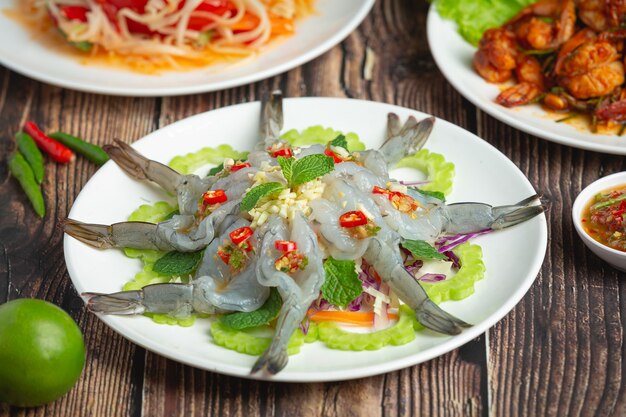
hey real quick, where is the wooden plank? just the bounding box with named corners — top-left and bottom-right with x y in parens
top-left (0, 75), bottom-right (152, 416)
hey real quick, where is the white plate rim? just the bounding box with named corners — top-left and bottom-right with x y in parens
top-left (0, 1), bottom-right (374, 96)
top-left (426, 5), bottom-right (626, 155)
top-left (64, 97), bottom-right (548, 382)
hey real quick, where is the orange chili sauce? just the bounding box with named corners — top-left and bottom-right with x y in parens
top-left (582, 185), bottom-right (626, 252)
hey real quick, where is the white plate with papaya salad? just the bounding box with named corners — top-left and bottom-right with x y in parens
top-left (63, 97), bottom-right (547, 381)
top-left (0, 1), bottom-right (373, 96)
top-left (427, 1), bottom-right (626, 155)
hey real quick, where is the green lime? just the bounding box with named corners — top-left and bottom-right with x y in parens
top-left (0, 299), bottom-right (85, 407)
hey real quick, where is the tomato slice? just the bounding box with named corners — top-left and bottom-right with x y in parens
top-left (230, 226), bottom-right (253, 245)
top-left (60, 5), bottom-right (89, 22)
top-left (230, 162), bottom-right (251, 172)
top-left (274, 240), bottom-right (297, 252)
top-left (203, 189), bottom-right (228, 205)
top-left (271, 148), bottom-right (293, 158)
top-left (339, 211), bottom-right (368, 228)
top-left (185, 0), bottom-right (238, 31)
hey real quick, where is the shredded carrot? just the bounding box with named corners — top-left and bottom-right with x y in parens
top-left (230, 12), bottom-right (260, 31)
top-left (269, 15), bottom-right (294, 36)
top-left (307, 310), bottom-right (399, 326)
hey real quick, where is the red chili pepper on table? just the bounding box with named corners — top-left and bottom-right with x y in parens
top-left (274, 240), bottom-right (297, 252)
top-left (23, 121), bottom-right (75, 164)
top-left (339, 211), bottom-right (368, 228)
top-left (230, 226), bottom-right (253, 245)
top-left (203, 189), bottom-right (228, 205)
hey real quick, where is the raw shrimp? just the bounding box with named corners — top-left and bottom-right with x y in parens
top-left (67, 91), bottom-right (544, 376)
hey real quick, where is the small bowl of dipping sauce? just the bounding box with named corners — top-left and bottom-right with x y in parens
top-left (573, 172), bottom-right (626, 271)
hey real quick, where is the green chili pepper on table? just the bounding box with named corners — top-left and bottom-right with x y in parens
top-left (8, 152), bottom-right (45, 218)
top-left (15, 132), bottom-right (44, 184)
top-left (48, 132), bottom-right (109, 166)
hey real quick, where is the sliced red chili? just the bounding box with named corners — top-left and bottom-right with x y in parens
top-left (274, 240), bottom-right (297, 252)
top-left (339, 211), bottom-right (368, 228)
top-left (230, 226), bottom-right (253, 245)
top-left (274, 251), bottom-right (308, 273)
top-left (217, 250), bottom-right (230, 265)
top-left (390, 192), bottom-right (420, 212)
top-left (203, 189), bottom-right (228, 205)
top-left (324, 148), bottom-right (343, 164)
top-left (230, 162), bottom-right (251, 172)
top-left (372, 186), bottom-right (392, 197)
top-left (271, 148), bottom-right (293, 158)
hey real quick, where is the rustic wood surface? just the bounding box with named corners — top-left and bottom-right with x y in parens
top-left (1, 1), bottom-right (626, 416)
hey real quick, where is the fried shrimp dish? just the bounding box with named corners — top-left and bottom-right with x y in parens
top-left (474, 0), bottom-right (626, 133)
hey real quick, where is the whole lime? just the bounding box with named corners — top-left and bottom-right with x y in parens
top-left (0, 299), bottom-right (85, 407)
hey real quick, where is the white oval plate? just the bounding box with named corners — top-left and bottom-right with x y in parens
top-left (427, 6), bottom-right (626, 155)
top-left (64, 97), bottom-right (548, 382)
top-left (0, 1), bottom-right (373, 96)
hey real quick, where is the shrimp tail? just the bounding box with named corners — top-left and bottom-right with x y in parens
top-left (63, 218), bottom-right (165, 250)
top-left (443, 194), bottom-right (544, 234)
top-left (84, 283), bottom-right (195, 318)
top-left (104, 139), bottom-right (181, 195)
top-left (259, 90), bottom-right (284, 148)
top-left (84, 291), bottom-right (146, 315)
top-left (250, 345), bottom-right (289, 376)
top-left (416, 298), bottom-right (471, 335)
top-left (379, 115), bottom-right (435, 167)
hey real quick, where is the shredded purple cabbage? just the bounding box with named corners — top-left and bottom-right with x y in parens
top-left (405, 260), bottom-right (424, 276)
top-left (399, 180), bottom-right (431, 186)
top-left (418, 273), bottom-right (446, 283)
top-left (436, 229), bottom-right (492, 253)
top-left (299, 319), bottom-right (310, 335)
top-left (443, 250), bottom-right (460, 269)
top-left (358, 261), bottom-right (380, 290)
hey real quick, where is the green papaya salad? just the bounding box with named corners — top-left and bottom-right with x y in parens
top-left (122, 126), bottom-right (486, 354)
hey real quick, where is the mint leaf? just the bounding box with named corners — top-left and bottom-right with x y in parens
top-left (321, 257), bottom-right (362, 308)
top-left (329, 134), bottom-right (348, 150)
top-left (291, 154), bottom-right (334, 186)
top-left (277, 156), bottom-right (294, 183)
top-left (208, 163), bottom-right (224, 176)
top-left (413, 188), bottom-right (446, 202)
top-left (153, 250), bottom-right (203, 276)
top-left (401, 240), bottom-right (447, 261)
top-left (240, 182), bottom-right (285, 212)
top-left (220, 288), bottom-right (282, 330)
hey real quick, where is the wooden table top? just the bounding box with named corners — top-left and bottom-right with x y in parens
top-left (2, 1), bottom-right (626, 416)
